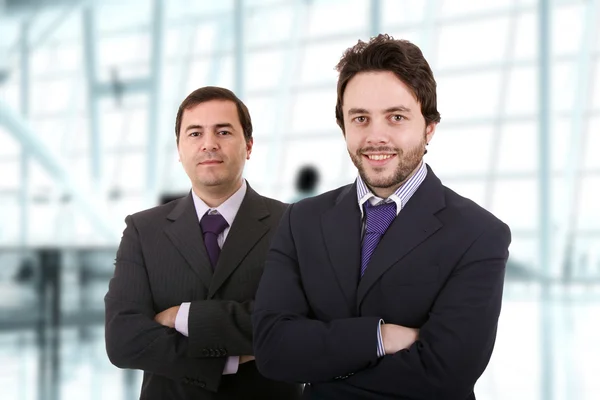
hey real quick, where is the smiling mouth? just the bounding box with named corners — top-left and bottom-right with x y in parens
top-left (363, 154), bottom-right (396, 161)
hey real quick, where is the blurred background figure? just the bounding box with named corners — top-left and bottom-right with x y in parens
top-left (0, 0), bottom-right (599, 399)
top-left (291, 164), bottom-right (320, 202)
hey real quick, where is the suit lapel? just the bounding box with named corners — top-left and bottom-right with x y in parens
top-left (321, 184), bottom-right (362, 315)
top-left (164, 193), bottom-right (213, 287)
top-left (208, 185), bottom-right (270, 298)
top-left (356, 167), bottom-right (446, 308)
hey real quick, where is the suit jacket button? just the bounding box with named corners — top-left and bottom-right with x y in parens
top-left (199, 381), bottom-right (206, 388)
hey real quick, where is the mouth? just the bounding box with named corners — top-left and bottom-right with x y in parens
top-left (198, 160), bottom-right (223, 165)
top-left (362, 153), bottom-right (396, 165)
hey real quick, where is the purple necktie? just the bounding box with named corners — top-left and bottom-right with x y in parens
top-left (200, 212), bottom-right (229, 269)
top-left (361, 201), bottom-right (397, 277)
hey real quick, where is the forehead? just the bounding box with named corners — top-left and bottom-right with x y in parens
top-left (343, 71), bottom-right (419, 112)
top-left (182, 99), bottom-right (241, 125)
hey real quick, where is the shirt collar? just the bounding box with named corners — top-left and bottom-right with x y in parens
top-left (191, 179), bottom-right (247, 226)
top-left (356, 161), bottom-right (427, 218)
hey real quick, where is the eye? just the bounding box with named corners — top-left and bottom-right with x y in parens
top-left (189, 132), bottom-right (200, 137)
top-left (353, 116), bottom-right (368, 124)
top-left (217, 130), bottom-right (231, 136)
top-left (391, 115), bottom-right (405, 122)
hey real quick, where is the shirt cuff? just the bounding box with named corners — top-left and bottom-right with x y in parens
top-left (376, 319), bottom-right (385, 358)
top-left (223, 356), bottom-right (240, 375)
top-left (175, 302), bottom-right (191, 337)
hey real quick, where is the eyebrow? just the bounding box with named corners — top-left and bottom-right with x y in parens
top-left (185, 124), bottom-right (203, 131)
top-left (185, 122), bottom-right (235, 131)
top-left (214, 123), bottom-right (235, 130)
top-left (347, 106), bottom-right (412, 115)
top-left (384, 106), bottom-right (411, 113)
top-left (347, 108), bottom-right (369, 116)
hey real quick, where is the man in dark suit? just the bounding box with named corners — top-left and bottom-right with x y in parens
top-left (252, 34), bottom-right (511, 399)
top-left (105, 86), bottom-right (302, 399)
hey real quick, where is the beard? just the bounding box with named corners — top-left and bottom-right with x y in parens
top-left (349, 135), bottom-right (426, 191)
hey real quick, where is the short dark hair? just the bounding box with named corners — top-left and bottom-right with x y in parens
top-left (175, 86), bottom-right (253, 144)
top-left (335, 34), bottom-right (441, 132)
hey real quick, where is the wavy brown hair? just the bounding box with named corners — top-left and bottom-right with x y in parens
top-left (335, 34), bottom-right (441, 132)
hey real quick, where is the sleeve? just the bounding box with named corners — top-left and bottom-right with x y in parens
top-left (252, 204), bottom-right (383, 383)
top-left (185, 298), bottom-right (255, 357)
top-left (343, 222), bottom-right (512, 399)
top-left (104, 215), bottom-right (227, 392)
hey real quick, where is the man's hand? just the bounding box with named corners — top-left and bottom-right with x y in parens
top-left (154, 305), bottom-right (180, 328)
top-left (381, 324), bottom-right (419, 355)
top-left (240, 355), bottom-right (255, 364)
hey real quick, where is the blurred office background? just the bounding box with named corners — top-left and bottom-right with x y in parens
top-left (0, 0), bottom-right (599, 399)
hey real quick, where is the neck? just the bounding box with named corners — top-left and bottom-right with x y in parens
top-left (193, 178), bottom-right (243, 208)
top-left (371, 187), bottom-right (396, 200)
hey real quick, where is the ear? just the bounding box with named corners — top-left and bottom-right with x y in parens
top-left (246, 138), bottom-right (254, 160)
top-left (425, 122), bottom-right (437, 144)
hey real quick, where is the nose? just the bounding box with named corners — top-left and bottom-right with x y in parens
top-left (365, 120), bottom-right (391, 145)
top-left (201, 134), bottom-right (218, 152)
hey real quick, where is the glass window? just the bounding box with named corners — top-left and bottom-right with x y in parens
top-left (299, 40), bottom-right (349, 86)
top-left (245, 49), bottom-right (286, 92)
top-left (381, 0), bottom-right (427, 26)
top-left (290, 90), bottom-right (338, 133)
top-left (280, 136), bottom-right (347, 188)
top-left (303, 0), bottom-right (368, 39)
top-left (245, 5), bottom-right (295, 47)
top-left (496, 121), bottom-right (538, 173)
top-left (244, 95), bottom-right (279, 137)
top-left (440, 0), bottom-right (517, 18)
top-left (96, 0), bottom-right (152, 34)
top-left (577, 176), bottom-right (600, 230)
top-left (427, 124), bottom-right (495, 176)
top-left (583, 117), bottom-right (600, 169)
top-left (0, 129), bottom-right (22, 156)
top-left (552, 3), bottom-right (586, 57)
top-left (437, 17), bottom-right (511, 69)
top-left (437, 71), bottom-right (501, 120)
top-left (514, 11), bottom-right (537, 60)
top-left (506, 66), bottom-right (538, 117)
top-left (490, 178), bottom-right (538, 230)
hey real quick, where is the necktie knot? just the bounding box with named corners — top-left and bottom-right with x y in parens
top-left (200, 213), bottom-right (228, 236)
top-left (364, 201), bottom-right (397, 235)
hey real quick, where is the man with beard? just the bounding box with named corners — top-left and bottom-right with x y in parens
top-left (252, 35), bottom-right (511, 399)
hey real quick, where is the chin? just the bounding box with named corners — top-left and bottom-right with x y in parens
top-left (365, 171), bottom-right (395, 185)
top-left (197, 177), bottom-right (225, 187)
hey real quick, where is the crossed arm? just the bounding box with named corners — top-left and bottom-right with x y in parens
top-left (105, 215), bottom-right (254, 392)
top-left (252, 205), bottom-right (511, 399)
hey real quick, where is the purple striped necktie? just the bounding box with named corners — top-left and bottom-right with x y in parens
top-left (360, 201), bottom-right (397, 277)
